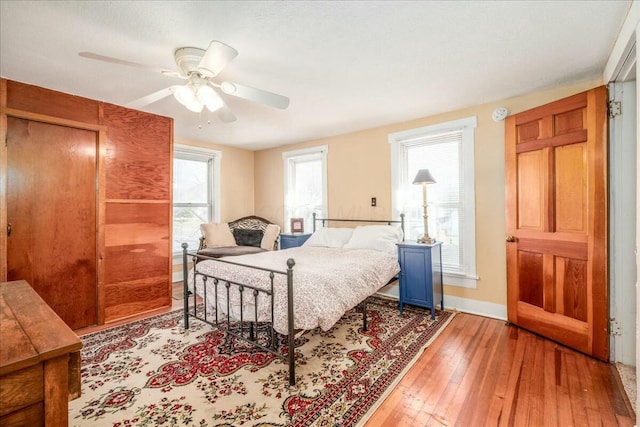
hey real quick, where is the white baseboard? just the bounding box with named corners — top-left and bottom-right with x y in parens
top-left (443, 295), bottom-right (507, 321)
top-left (376, 281), bottom-right (400, 298)
top-left (375, 282), bottom-right (507, 321)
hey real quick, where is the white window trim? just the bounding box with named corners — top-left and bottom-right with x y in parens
top-left (389, 117), bottom-right (478, 288)
top-left (173, 144), bottom-right (222, 259)
top-left (282, 145), bottom-right (328, 233)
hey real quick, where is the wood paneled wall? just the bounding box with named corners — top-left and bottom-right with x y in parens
top-left (0, 79), bottom-right (173, 326)
top-left (101, 104), bottom-right (173, 321)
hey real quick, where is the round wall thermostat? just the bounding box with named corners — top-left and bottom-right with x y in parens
top-left (492, 107), bottom-right (509, 122)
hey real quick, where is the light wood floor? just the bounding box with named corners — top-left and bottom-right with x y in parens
top-left (78, 284), bottom-right (635, 426)
top-left (365, 312), bottom-right (635, 427)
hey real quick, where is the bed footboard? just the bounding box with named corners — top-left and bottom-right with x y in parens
top-left (181, 243), bottom-right (297, 386)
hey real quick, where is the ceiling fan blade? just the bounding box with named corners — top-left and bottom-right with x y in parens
top-left (126, 86), bottom-right (179, 109)
top-left (79, 52), bottom-right (184, 78)
top-left (219, 81), bottom-right (290, 109)
top-left (217, 104), bottom-right (237, 123)
top-left (197, 41), bottom-right (238, 78)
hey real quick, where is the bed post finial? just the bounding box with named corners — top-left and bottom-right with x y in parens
top-left (287, 258), bottom-right (296, 269)
top-left (400, 213), bottom-right (405, 242)
top-left (313, 212), bottom-right (317, 232)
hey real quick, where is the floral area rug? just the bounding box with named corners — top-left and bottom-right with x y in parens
top-left (69, 296), bottom-right (454, 426)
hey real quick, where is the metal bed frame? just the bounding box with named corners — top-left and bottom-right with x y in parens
top-left (182, 214), bottom-right (404, 386)
top-left (312, 212), bottom-right (404, 232)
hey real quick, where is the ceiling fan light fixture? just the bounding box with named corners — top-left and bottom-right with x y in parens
top-left (198, 67), bottom-right (215, 79)
top-left (174, 84), bottom-right (197, 107)
top-left (196, 84), bottom-right (224, 112)
top-left (93, 40), bottom-right (289, 116)
top-left (184, 99), bottom-right (204, 113)
top-left (174, 83), bottom-right (208, 112)
top-left (185, 100), bottom-right (204, 113)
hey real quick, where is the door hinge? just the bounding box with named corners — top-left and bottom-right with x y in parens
top-left (608, 100), bottom-right (622, 118)
top-left (609, 319), bottom-right (622, 336)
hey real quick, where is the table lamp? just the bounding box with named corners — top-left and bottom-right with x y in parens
top-left (412, 169), bottom-right (436, 243)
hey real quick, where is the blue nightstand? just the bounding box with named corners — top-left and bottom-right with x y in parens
top-left (397, 242), bottom-right (443, 319)
top-left (280, 233), bottom-right (312, 249)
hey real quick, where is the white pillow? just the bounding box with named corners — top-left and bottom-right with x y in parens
top-left (302, 227), bottom-right (354, 248)
top-left (342, 225), bottom-right (403, 256)
top-left (200, 223), bottom-right (237, 248)
top-left (261, 224), bottom-right (281, 250)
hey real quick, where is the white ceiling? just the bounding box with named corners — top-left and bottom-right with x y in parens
top-left (0, 1), bottom-right (631, 150)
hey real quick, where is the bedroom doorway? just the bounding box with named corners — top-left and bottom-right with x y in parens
top-left (609, 80), bottom-right (637, 367)
top-left (505, 86), bottom-right (609, 361)
top-left (6, 117), bottom-right (98, 330)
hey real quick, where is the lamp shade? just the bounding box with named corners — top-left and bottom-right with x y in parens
top-left (412, 169), bottom-right (436, 185)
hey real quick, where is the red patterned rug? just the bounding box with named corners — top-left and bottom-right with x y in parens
top-left (69, 296), bottom-right (454, 426)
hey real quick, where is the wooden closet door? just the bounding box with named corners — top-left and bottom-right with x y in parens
top-left (505, 87), bottom-right (608, 361)
top-left (7, 117), bottom-right (97, 330)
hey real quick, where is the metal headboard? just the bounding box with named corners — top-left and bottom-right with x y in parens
top-left (312, 212), bottom-right (405, 241)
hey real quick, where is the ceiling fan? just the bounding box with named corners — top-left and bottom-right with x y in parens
top-left (79, 41), bottom-right (290, 123)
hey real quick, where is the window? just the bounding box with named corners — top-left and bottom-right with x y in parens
top-left (283, 146), bottom-right (328, 233)
top-left (173, 144), bottom-right (221, 255)
top-left (389, 117), bottom-right (477, 287)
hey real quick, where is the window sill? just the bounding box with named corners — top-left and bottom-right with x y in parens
top-left (443, 272), bottom-right (478, 289)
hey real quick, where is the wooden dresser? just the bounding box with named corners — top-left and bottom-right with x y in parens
top-left (0, 280), bottom-right (82, 426)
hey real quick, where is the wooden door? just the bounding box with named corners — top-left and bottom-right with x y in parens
top-left (7, 117), bottom-right (97, 330)
top-left (505, 86), bottom-right (608, 361)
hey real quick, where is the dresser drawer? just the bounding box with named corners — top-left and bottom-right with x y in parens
top-left (0, 364), bottom-right (44, 416)
top-left (0, 402), bottom-right (44, 427)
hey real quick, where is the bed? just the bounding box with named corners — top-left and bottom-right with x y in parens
top-left (182, 216), bottom-right (404, 385)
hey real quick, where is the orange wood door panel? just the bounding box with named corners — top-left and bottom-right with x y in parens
top-left (100, 103), bottom-right (173, 323)
top-left (103, 202), bottom-right (171, 322)
top-left (102, 104), bottom-right (172, 201)
top-left (6, 80), bottom-right (100, 125)
top-left (505, 87), bottom-right (608, 361)
top-left (6, 117), bottom-right (97, 330)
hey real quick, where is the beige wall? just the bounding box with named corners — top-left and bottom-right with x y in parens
top-left (254, 79), bottom-right (603, 307)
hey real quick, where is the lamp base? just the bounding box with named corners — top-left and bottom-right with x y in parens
top-left (417, 235), bottom-right (435, 244)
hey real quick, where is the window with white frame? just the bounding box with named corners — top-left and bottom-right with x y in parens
top-left (173, 144), bottom-right (221, 255)
top-left (283, 146), bottom-right (328, 233)
top-left (389, 117), bottom-right (478, 287)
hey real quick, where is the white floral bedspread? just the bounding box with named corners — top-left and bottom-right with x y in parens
top-left (188, 246), bottom-right (400, 335)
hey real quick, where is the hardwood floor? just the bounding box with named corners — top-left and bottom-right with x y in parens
top-left (77, 283), bottom-right (635, 426)
top-left (365, 312), bottom-right (635, 427)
